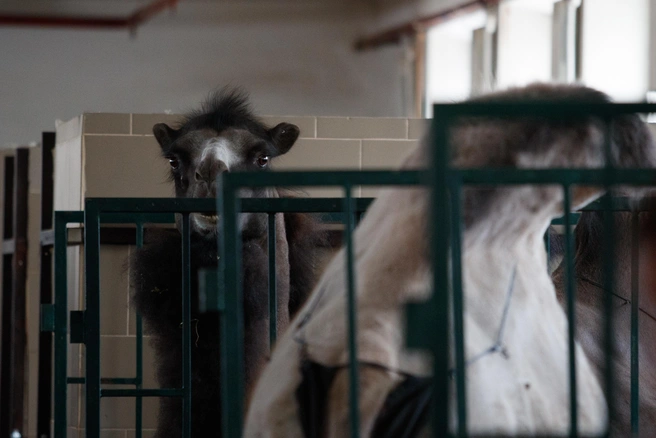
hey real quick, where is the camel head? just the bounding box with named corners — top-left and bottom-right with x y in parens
top-left (152, 88), bottom-right (300, 237)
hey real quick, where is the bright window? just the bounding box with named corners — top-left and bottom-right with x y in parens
top-left (424, 10), bottom-right (486, 117)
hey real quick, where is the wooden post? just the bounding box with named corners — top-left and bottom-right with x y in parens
top-left (10, 148), bottom-right (30, 436)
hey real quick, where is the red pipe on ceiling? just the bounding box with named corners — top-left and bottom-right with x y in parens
top-left (0, 0), bottom-right (180, 29)
top-left (355, 0), bottom-right (500, 51)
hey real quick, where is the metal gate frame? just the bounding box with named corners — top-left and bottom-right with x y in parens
top-left (213, 102), bottom-right (656, 437)
top-left (48, 197), bottom-right (374, 438)
top-left (48, 100), bottom-right (656, 437)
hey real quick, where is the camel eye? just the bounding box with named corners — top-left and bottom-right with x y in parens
top-left (256, 155), bottom-right (269, 168)
top-left (168, 157), bottom-right (180, 170)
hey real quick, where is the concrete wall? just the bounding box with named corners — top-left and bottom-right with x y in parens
top-left (0, 1), bottom-right (408, 149)
top-left (55, 112), bottom-right (427, 437)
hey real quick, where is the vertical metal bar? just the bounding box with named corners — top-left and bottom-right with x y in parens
top-left (344, 184), bottom-right (360, 438)
top-left (53, 212), bottom-right (70, 438)
top-left (84, 200), bottom-right (102, 438)
top-left (135, 221), bottom-right (144, 438)
top-left (602, 119), bottom-right (616, 434)
top-left (449, 182), bottom-right (467, 436)
top-left (630, 212), bottom-right (640, 437)
top-left (268, 213), bottom-right (277, 348)
top-left (563, 184), bottom-right (578, 436)
top-left (430, 108), bottom-right (451, 437)
top-left (181, 214), bottom-right (192, 438)
top-left (219, 176), bottom-right (244, 438)
top-left (37, 132), bottom-right (55, 438)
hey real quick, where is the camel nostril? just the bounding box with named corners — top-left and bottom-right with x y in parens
top-left (195, 171), bottom-right (203, 181)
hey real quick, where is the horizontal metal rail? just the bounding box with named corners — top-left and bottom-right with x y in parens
top-left (431, 101), bottom-right (656, 118)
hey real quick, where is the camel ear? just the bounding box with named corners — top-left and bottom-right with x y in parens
top-left (269, 123), bottom-right (300, 156)
top-left (153, 123), bottom-right (179, 152)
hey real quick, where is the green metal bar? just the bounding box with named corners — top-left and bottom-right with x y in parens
top-left (456, 168), bottom-right (656, 185)
top-left (631, 212), bottom-right (640, 437)
top-left (88, 197), bottom-right (377, 214)
top-left (431, 101), bottom-right (656, 118)
top-left (214, 170), bottom-right (427, 189)
top-left (563, 185), bottom-right (578, 436)
top-left (135, 221), bottom-right (144, 438)
top-left (218, 176), bottom-right (245, 438)
top-left (198, 269), bottom-right (222, 313)
top-left (181, 213), bottom-right (192, 438)
top-left (84, 200), bottom-right (102, 437)
top-left (101, 388), bottom-right (184, 397)
top-left (100, 212), bottom-right (175, 224)
top-left (88, 193), bottom-right (649, 216)
top-left (268, 213), bottom-right (277, 348)
top-left (344, 184), bottom-right (360, 438)
top-left (68, 377), bottom-right (139, 385)
top-left (449, 181), bottom-right (467, 436)
top-left (602, 123), bottom-right (616, 436)
top-left (40, 304), bottom-right (55, 332)
top-left (53, 211), bottom-right (82, 438)
top-left (430, 110), bottom-right (452, 437)
top-left (88, 197), bottom-right (215, 213)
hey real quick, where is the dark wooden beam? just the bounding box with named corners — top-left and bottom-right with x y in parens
top-left (0, 0), bottom-right (179, 30)
top-left (9, 147), bottom-right (29, 436)
top-left (354, 0), bottom-right (500, 51)
top-left (0, 154), bottom-right (15, 438)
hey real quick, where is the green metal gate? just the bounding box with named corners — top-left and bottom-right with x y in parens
top-left (46, 196), bottom-right (375, 438)
top-left (46, 100), bottom-right (656, 437)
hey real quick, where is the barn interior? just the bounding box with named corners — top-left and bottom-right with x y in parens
top-left (2, 0), bottom-right (656, 437)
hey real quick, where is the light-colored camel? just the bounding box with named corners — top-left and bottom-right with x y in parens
top-left (245, 84), bottom-right (656, 437)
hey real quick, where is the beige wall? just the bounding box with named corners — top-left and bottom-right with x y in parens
top-left (54, 112), bottom-right (427, 436)
top-left (54, 113), bottom-right (428, 209)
